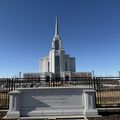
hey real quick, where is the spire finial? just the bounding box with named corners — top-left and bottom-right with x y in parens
top-left (55, 16), bottom-right (59, 35)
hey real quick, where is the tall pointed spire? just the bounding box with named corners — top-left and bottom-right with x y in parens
top-left (52, 16), bottom-right (63, 49)
top-left (55, 16), bottom-right (59, 35)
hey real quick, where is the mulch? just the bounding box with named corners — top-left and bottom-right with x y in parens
top-left (0, 111), bottom-right (120, 120)
top-left (0, 111), bottom-right (7, 119)
top-left (88, 114), bottom-right (120, 120)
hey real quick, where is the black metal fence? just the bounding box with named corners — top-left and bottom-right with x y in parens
top-left (0, 77), bottom-right (120, 110)
top-left (95, 77), bottom-right (120, 108)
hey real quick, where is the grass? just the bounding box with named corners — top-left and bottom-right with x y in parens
top-left (0, 91), bottom-right (9, 110)
top-left (96, 90), bottom-right (120, 105)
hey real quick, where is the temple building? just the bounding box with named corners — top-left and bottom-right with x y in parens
top-left (23, 17), bottom-right (92, 78)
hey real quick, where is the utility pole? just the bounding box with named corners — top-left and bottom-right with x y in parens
top-left (118, 71), bottom-right (120, 78)
top-left (19, 72), bottom-right (22, 78)
top-left (92, 70), bottom-right (94, 78)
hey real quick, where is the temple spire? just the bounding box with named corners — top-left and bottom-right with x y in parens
top-left (52, 16), bottom-right (63, 49)
top-left (55, 16), bottom-right (59, 36)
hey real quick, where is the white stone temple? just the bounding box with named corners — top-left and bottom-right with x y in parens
top-left (23, 17), bottom-right (92, 78)
top-left (40, 16), bottom-right (75, 77)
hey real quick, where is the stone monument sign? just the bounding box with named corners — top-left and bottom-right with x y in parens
top-left (6, 87), bottom-right (98, 119)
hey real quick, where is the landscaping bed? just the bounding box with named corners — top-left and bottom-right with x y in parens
top-left (0, 110), bottom-right (120, 120)
top-left (88, 114), bottom-right (120, 120)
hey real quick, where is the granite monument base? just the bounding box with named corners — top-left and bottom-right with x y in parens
top-left (5, 87), bottom-right (98, 119)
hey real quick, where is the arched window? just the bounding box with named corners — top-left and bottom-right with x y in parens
top-left (65, 61), bottom-right (67, 71)
top-left (46, 76), bottom-right (50, 83)
top-left (48, 62), bottom-right (49, 72)
top-left (55, 56), bottom-right (60, 73)
top-left (55, 40), bottom-right (59, 50)
top-left (65, 75), bottom-right (69, 83)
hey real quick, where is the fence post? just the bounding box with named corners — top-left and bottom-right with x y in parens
top-left (93, 77), bottom-right (96, 90)
top-left (93, 77), bottom-right (97, 108)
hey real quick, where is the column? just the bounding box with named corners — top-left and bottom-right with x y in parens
top-left (83, 89), bottom-right (98, 116)
top-left (6, 90), bottom-right (21, 119)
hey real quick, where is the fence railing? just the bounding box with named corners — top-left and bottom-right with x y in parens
top-left (95, 77), bottom-right (120, 108)
top-left (0, 77), bottom-right (120, 109)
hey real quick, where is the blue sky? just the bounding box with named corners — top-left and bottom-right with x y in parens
top-left (0, 0), bottom-right (120, 77)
